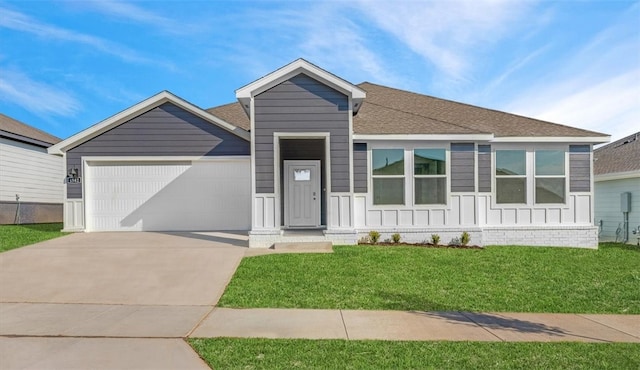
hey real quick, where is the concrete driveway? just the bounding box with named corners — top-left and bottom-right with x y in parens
top-left (0, 231), bottom-right (248, 369)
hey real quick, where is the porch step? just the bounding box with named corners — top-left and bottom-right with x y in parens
top-left (271, 242), bottom-right (333, 253)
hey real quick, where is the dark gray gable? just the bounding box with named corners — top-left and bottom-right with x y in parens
top-left (253, 73), bottom-right (350, 193)
top-left (66, 102), bottom-right (249, 199)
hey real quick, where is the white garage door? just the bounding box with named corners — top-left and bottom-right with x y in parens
top-left (85, 159), bottom-right (250, 231)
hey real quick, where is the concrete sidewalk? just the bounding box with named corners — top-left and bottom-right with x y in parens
top-left (191, 308), bottom-right (640, 343)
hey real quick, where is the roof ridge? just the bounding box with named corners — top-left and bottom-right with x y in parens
top-left (363, 100), bottom-right (489, 134)
top-left (358, 82), bottom-right (606, 137)
top-left (595, 131), bottom-right (639, 153)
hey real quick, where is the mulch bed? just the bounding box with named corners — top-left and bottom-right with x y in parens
top-left (357, 242), bottom-right (483, 249)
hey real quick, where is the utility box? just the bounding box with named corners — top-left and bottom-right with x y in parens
top-left (621, 192), bottom-right (632, 212)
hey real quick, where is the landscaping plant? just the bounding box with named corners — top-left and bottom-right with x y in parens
top-left (368, 230), bottom-right (381, 244)
top-left (431, 234), bottom-right (441, 245)
top-left (391, 233), bottom-right (401, 244)
top-left (461, 231), bottom-right (471, 246)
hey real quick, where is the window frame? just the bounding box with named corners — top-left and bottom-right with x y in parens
top-left (491, 144), bottom-right (571, 209)
top-left (494, 149), bottom-right (528, 205)
top-left (371, 148), bottom-right (406, 206)
top-left (413, 148), bottom-right (448, 206)
top-left (534, 149), bottom-right (568, 205)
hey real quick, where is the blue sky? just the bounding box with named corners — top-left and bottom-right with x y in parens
top-left (1, 1), bottom-right (638, 143)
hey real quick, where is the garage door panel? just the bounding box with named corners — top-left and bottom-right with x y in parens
top-left (85, 160), bottom-right (250, 231)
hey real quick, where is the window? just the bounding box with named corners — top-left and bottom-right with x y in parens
top-left (414, 149), bottom-right (446, 204)
top-left (495, 150), bottom-right (526, 203)
top-left (535, 150), bottom-right (565, 203)
top-left (372, 149), bottom-right (404, 205)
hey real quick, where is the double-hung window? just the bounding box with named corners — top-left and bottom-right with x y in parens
top-left (414, 149), bottom-right (446, 204)
top-left (495, 150), bottom-right (526, 204)
top-left (372, 149), bottom-right (404, 205)
top-left (535, 150), bottom-right (565, 204)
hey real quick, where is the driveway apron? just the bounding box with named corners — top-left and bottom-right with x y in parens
top-left (0, 231), bottom-right (247, 369)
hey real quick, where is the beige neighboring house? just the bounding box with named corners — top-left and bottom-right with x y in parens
top-left (594, 132), bottom-right (640, 244)
top-left (0, 113), bottom-right (64, 224)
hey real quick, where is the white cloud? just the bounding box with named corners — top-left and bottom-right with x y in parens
top-left (0, 6), bottom-right (175, 70)
top-left (79, 1), bottom-right (202, 35)
top-left (0, 68), bottom-right (81, 117)
top-left (505, 4), bottom-right (640, 143)
top-left (357, 0), bottom-right (534, 82)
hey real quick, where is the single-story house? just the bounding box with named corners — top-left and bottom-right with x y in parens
top-left (593, 132), bottom-right (640, 244)
top-left (1, 113), bottom-right (64, 224)
top-left (48, 59), bottom-right (609, 248)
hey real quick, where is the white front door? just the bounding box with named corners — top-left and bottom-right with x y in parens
top-left (284, 160), bottom-right (320, 227)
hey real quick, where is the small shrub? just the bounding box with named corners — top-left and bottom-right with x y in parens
top-left (391, 233), bottom-right (401, 243)
top-left (368, 230), bottom-right (381, 244)
top-left (431, 234), bottom-right (441, 245)
top-left (461, 231), bottom-right (471, 246)
top-left (449, 237), bottom-right (461, 246)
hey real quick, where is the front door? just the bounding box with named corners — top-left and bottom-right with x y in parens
top-left (284, 160), bottom-right (320, 227)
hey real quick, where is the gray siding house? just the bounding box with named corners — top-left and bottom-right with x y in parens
top-left (49, 59), bottom-right (609, 247)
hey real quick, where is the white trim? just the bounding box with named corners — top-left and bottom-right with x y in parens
top-left (354, 134), bottom-right (494, 141)
top-left (354, 134), bottom-right (609, 143)
top-left (595, 170), bottom-right (640, 182)
top-left (273, 132), bottom-right (331, 228)
top-left (235, 59), bottom-right (365, 118)
top-left (48, 91), bottom-right (250, 155)
top-left (491, 136), bottom-right (609, 143)
top-left (81, 156), bottom-right (249, 163)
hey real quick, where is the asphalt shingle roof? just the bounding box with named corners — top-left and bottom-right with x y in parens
top-left (207, 80), bottom-right (607, 138)
top-left (594, 132), bottom-right (640, 175)
top-left (0, 113), bottom-right (61, 146)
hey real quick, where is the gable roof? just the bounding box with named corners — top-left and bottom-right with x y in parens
top-left (235, 58), bottom-right (366, 117)
top-left (209, 82), bottom-right (609, 142)
top-left (49, 91), bottom-right (249, 155)
top-left (594, 132), bottom-right (640, 177)
top-left (0, 113), bottom-right (61, 147)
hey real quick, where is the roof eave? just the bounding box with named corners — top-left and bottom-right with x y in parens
top-left (490, 136), bottom-right (610, 144)
top-left (353, 133), bottom-right (494, 141)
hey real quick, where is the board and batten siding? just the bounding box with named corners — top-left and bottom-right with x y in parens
top-left (353, 143), bottom-right (367, 193)
top-left (569, 145), bottom-right (591, 192)
top-left (254, 73), bottom-right (350, 193)
top-left (66, 102), bottom-right (250, 199)
top-left (0, 137), bottom-right (63, 203)
top-left (450, 143), bottom-right (475, 192)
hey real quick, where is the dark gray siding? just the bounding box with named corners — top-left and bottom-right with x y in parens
top-left (477, 145), bottom-right (491, 192)
top-left (66, 102), bottom-right (249, 199)
top-left (254, 74), bottom-right (350, 193)
top-left (353, 143), bottom-right (367, 193)
top-left (450, 143), bottom-right (475, 192)
top-left (569, 145), bottom-right (591, 192)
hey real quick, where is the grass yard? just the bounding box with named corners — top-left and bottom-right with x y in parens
top-left (219, 243), bottom-right (639, 314)
top-left (0, 223), bottom-right (67, 252)
top-left (189, 338), bottom-right (640, 370)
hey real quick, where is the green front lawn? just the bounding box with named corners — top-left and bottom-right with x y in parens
top-left (189, 339), bottom-right (640, 369)
top-left (0, 223), bottom-right (67, 252)
top-left (219, 243), bottom-right (639, 313)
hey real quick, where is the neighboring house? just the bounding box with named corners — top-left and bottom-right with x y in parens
top-left (0, 113), bottom-right (64, 224)
top-left (593, 132), bottom-right (640, 244)
top-left (48, 59), bottom-right (609, 248)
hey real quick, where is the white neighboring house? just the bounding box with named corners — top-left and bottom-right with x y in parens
top-left (594, 132), bottom-right (640, 244)
top-left (0, 113), bottom-right (64, 224)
